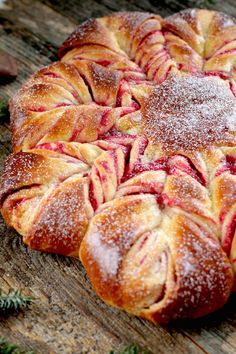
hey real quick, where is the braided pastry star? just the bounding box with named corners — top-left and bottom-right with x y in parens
top-left (1, 9), bottom-right (236, 323)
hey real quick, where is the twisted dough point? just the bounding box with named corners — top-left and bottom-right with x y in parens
top-left (80, 196), bottom-right (232, 323)
top-left (1, 8), bottom-right (236, 323)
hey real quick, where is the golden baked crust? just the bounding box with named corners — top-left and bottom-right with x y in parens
top-left (1, 8), bottom-right (236, 323)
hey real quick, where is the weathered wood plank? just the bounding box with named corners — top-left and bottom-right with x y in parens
top-left (179, 298), bottom-right (236, 354)
top-left (0, 0), bottom-right (77, 101)
top-left (0, 223), bottom-right (208, 354)
top-left (42, 0), bottom-right (236, 20)
top-left (0, 226), bottom-right (121, 354)
top-left (1, 0), bottom-right (236, 353)
top-left (1, 0), bottom-right (76, 47)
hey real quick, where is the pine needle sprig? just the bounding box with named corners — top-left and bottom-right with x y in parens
top-left (0, 290), bottom-right (34, 315)
top-left (0, 100), bottom-right (9, 121)
top-left (0, 337), bottom-right (35, 354)
top-left (109, 344), bottom-right (150, 354)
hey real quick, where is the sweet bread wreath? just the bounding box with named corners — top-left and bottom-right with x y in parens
top-left (1, 8), bottom-right (236, 323)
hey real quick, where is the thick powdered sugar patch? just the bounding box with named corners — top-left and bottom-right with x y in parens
top-left (143, 76), bottom-right (236, 151)
top-left (88, 231), bottom-right (121, 278)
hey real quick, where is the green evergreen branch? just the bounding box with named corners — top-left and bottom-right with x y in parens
top-left (0, 337), bottom-right (35, 354)
top-left (0, 100), bottom-right (9, 120)
top-left (109, 344), bottom-right (150, 354)
top-left (0, 290), bottom-right (34, 315)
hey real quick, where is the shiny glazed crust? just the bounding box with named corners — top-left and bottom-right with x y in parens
top-left (1, 9), bottom-right (236, 323)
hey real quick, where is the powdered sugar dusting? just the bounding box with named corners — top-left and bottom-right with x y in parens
top-left (171, 215), bottom-right (233, 315)
top-left (88, 231), bottom-right (121, 277)
top-left (143, 76), bottom-right (236, 151)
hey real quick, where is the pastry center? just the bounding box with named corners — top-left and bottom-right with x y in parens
top-left (142, 76), bottom-right (236, 151)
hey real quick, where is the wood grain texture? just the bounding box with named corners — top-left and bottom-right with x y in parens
top-left (1, 0), bottom-right (236, 353)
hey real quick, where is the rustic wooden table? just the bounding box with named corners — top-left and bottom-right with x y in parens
top-left (1, 0), bottom-right (236, 353)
